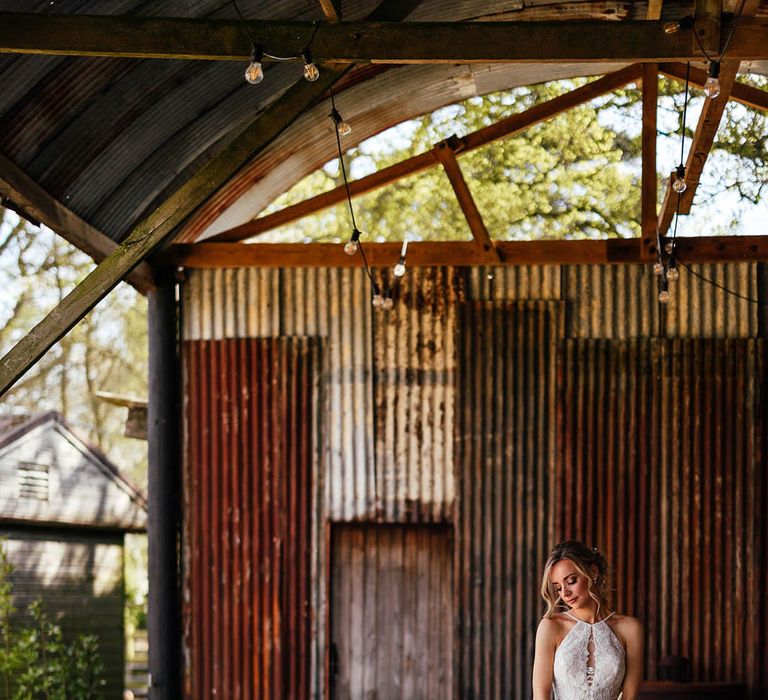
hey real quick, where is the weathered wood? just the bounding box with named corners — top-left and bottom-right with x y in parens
top-left (318, 0), bottom-right (341, 21)
top-left (647, 0), bottom-right (664, 19)
top-left (206, 65), bottom-right (643, 243)
top-left (0, 154), bottom-right (155, 294)
top-left (641, 64), bottom-right (658, 239)
top-left (1, 14), bottom-right (768, 62)
top-left (0, 70), bottom-right (345, 398)
top-left (657, 60), bottom-right (740, 235)
top-left (659, 62), bottom-right (768, 112)
top-left (160, 235), bottom-right (768, 268)
top-left (694, 0), bottom-right (723, 57)
top-left (433, 142), bottom-right (501, 262)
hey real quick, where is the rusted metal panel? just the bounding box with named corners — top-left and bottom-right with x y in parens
top-left (329, 524), bottom-right (454, 699)
top-left (182, 337), bottom-right (316, 699)
top-left (373, 267), bottom-right (463, 522)
top-left (469, 264), bottom-right (562, 300)
top-left (556, 338), bottom-right (767, 693)
top-left (456, 301), bottom-right (563, 700)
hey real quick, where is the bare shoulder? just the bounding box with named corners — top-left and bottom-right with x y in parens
top-left (608, 614), bottom-right (643, 644)
top-left (536, 614), bottom-right (571, 647)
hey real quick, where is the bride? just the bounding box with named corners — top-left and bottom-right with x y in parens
top-left (532, 541), bottom-right (643, 700)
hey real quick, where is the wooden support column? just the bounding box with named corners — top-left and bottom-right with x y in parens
top-left (434, 140), bottom-right (501, 262)
top-left (641, 64), bottom-right (658, 240)
top-left (147, 268), bottom-right (181, 700)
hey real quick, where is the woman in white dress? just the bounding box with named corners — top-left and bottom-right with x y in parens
top-left (532, 540), bottom-right (643, 700)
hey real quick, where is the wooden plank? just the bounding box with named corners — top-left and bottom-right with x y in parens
top-left (207, 64), bottom-right (643, 243)
top-left (159, 235), bottom-right (768, 268)
top-left (318, 0), bottom-right (341, 21)
top-left (641, 64), bottom-right (658, 239)
top-left (657, 60), bottom-right (740, 235)
top-left (694, 0), bottom-right (723, 57)
top-left (647, 0), bottom-right (664, 19)
top-left (1, 14), bottom-right (768, 63)
top-left (0, 154), bottom-right (155, 294)
top-left (659, 62), bottom-right (768, 112)
top-left (0, 70), bottom-right (345, 398)
top-left (433, 142), bottom-right (500, 262)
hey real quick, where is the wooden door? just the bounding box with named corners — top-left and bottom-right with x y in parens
top-left (329, 524), bottom-right (453, 699)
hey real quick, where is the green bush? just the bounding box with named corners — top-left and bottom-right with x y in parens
top-left (0, 541), bottom-right (105, 700)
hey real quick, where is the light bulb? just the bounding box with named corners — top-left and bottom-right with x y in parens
top-left (302, 49), bottom-right (319, 81)
top-left (336, 119), bottom-right (352, 136)
top-left (245, 46), bottom-right (264, 85)
top-left (344, 229), bottom-right (361, 256)
top-left (372, 293), bottom-right (383, 308)
top-left (653, 261), bottom-right (664, 276)
top-left (382, 296), bottom-right (394, 310)
top-left (663, 20), bottom-right (680, 34)
top-left (704, 62), bottom-right (721, 99)
top-left (664, 241), bottom-right (674, 255)
top-left (393, 259), bottom-right (407, 278)
top-left (659, 289), bottom-right (670, 304)
top-left (672, 165), bottom-right (686, 194)
top-left (667, 266), bottom-right (680, 282)
top-left (487, 272), bottom-right (495, 281)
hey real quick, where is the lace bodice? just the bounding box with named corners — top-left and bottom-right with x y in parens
top-left (552, 612), bottom-right (625, 700)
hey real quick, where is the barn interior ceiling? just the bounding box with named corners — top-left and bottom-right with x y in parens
top-left (0, 0), bottom-right (767, 395)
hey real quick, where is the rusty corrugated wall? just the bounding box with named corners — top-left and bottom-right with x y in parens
top-left (456, 301), bottom-right (563, 699)
top-left (181, 262), bottom-right (767, 699)
top-left (183, 337), bottom-right (317, 699)
top-left (556, 338), bottom-right (767, 691)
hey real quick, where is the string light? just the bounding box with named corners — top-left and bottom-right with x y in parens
top-left (330, 107), bottom-right (352, 137)
top-left (393, 239), bottom-right (409, 278)
top-left (704, 61), bottom-right (721, 99)
top-left (302, 49), bottom-right (320, 81)
top-left (371, 283), bottom-right (384, 308)
top-left (382, 289), bottom-right (394, 310)
top-left (344, 228), bottom-right (361, 256)
top-left (244, 45), bottom-right (264, 84)
top-left (672, 164), bottom-right (687, 193)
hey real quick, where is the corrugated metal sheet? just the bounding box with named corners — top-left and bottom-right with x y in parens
top-left (456, 301), bottom-right (563, 700)
top-left (329, 524), bottom-right (454, 699)
top-left (556, 338), bottom-right (767, 692)
top-left (183, 337), bottom-right (317, 699)
top-left (373, 267), bottom-right (462, 522)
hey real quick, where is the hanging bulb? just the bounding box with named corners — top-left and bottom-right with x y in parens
top-left (330, 107), bottom-right (352, 137)
top-left (487, 271), bottom-right (495, 281)
top-left (393, 238), bottom-right (409, 278)
top-left (371, 284), bottom-right (383, 308)
top-left (704, 61), bottom-right (721, 99)
top-left (344, 229), bottom-right (361, 256)
top-left (672, 164), bottom-right (687, 194)
top-left (244, 45), bottom-right (264, 84)
top-left (382, 295), bottom-right (394, 310)
top-left (667, 265), bottom-right (680, 282)
top-left (664, 240), bottom-right (675, 255)
top-left (653, 261), bottom-right (665, 276)
top-left (302, 49), bottom-right (319, 82)
top-left (659, 289), bottom-right (670, 304)
top-left (663, 20), bottom-right (681, 34)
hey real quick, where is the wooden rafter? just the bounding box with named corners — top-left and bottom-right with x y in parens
top-left (659, 62), bottom-right (768, 112)
top-left (647, 0), bottom-right (664, 20)
top-left (159, 235), bottom-right (768, 268)
top-left (433, 140), bottom-right (501, 262)
top-left (1, 14), bottom-right (768, 63)
top-left (641, 64), bottom-right (658, 240)
top-left (694, 0), bottom-right (723, 57)
top-left (657, 60), bottom-right (740, 235)
top-left (0, 154), bottom-right (155, 294)
top-left (318, 0), bottom-right (341, 21)
top-left (206, 64), bottom-right (643, 243)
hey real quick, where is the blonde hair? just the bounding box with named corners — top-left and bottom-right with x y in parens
top-left (539, 540), bottom-right (612, 619)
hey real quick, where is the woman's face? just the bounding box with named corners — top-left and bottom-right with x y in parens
top-left (549, 559), bottom-right (592, 610)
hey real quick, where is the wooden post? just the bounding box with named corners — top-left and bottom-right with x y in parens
top-left (147, 268), bottom-right (182, 700)
top-left (641, 64), bottom-right (658, 240)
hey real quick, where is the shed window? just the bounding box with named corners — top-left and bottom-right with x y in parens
top-left (17, 462), bottom-right (49, 501)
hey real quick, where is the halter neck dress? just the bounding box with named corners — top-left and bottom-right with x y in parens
top-left (552, 611), bottom-right (626, 700)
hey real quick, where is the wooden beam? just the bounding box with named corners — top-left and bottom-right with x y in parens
top-left (694, 0), bottom-right (722, 57)
top-left (659, 62), bottom-right (768, 112)
top-left (318, 0), bottom-right (341, 21)
top-left (1, 14), bottom-right (768, 63)
top-left (159, 235), bottom-right (768, 268)
top-left (207, 64), bottom-right (643, 243)
top-left (433, 141), bottom-right (501, 262)
top-left (647, 0), bottom-right (664, 20)
top-left (0, 154), bottom-right (155, 294)
top-left (641, 64), bottom-right (658, 239)
top-left (657, 60), bottom-right (740, 235)
top-left (0, 70), bottom-right (345, 398)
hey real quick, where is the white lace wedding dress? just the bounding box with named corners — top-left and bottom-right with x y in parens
top-left (552, 611), bottom-right (625, 700)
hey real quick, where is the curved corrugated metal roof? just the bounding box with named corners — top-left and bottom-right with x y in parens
top-left (0, 0), bottom-right (766, 247)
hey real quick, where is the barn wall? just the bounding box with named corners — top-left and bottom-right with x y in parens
top-left (181, 262), bottom-right (767, 699)
top-left (0, 528), bottom-right (125, 700)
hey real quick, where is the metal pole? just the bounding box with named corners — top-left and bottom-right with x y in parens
top-left (147, 268), bottom-right (182, 699)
